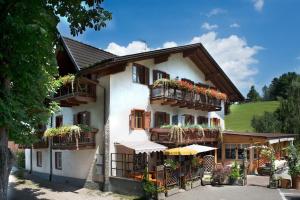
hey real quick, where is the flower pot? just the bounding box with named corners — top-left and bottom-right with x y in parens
top-left (184, 181), bottom-right (192, 191)
top-left (292, 176), bottom-right (300, 190)
top-left (156, 192), bottom-right (165, 200)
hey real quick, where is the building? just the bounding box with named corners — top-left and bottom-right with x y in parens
top-left (24, 37), bottom-right (294, 195)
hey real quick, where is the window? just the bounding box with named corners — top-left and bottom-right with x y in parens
top-left (132, 64), bottom-right (149, 85)
top-left (154, 112), bottom-right (170, 128)
top-left (130, 109), bottom-right (151, 130)
top-left (55, 152), bottom-right (62, 170)
top-left (210, 118), bottom-right (220, 127)
top-left (55, 115), bottom-right (63, 128)
top-left (254, 148), bottom-right (259, 160)
top-left (237, 144), bottom-right (250, 160)
top-left (225, 144), bottom-right (236, 159)
top-left (153, 70), bottom-right (170, 82)
top-left (197, 116), bottom-right (208, 125)
top-left (184, 114), bottom-right (194, 125)
top-left (74, 111), bottom-right (91, 126)
top-left (37, 151), bottom-right (42, 167)
top-left (172, 115), bottom-right (178, 125)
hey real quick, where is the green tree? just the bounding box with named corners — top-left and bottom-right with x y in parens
top-left (0, 1), bottom-right (111, 199)
top-left (262, 85), bottom-right (270, 101)
top-left (268, 72), bottom-right (299, 100)
top-left (252, 77), bottom-right (300, 135)
top-left (251, 112), bottom-right (280, 133)
top-left (276, 78), bottom-right (300, 134)
top-left (247, 85), bottom-right (261, 102)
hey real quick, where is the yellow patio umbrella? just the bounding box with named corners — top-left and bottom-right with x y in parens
top-left (164, 147), bottom-right (198, 156)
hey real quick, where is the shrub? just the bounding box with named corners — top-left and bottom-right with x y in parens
top-left (16, 151), bottom-right (25, 169)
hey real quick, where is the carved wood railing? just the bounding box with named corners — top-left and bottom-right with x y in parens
top-left (150, 85), bottom-right (221, 111)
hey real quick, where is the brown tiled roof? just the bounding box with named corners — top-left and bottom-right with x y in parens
top-left (61, 37), bottom-right (116, 70)
top-left (223, 131), bottom-right (296, 139)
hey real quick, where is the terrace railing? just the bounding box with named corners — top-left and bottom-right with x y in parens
top-left (150, 85), bottom-right (221, 111)
top-left (52, 131), bottom-right (96, 150)
top-left (150, 128), bottom-right (220, 145)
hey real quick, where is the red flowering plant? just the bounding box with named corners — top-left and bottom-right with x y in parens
top-left (195, 86), bottom-right (207, 95)
top-left (176, 80), bottom-right (194, 92)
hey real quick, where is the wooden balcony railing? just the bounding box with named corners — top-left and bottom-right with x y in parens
top-left (150, 128), bottom-right (220, 146)
top-left (150, 85), bottom-right (221, 111)
top-left (53, 79), bottom-right (97, 107)
top-left (52, 132), bottom-right (96, 150)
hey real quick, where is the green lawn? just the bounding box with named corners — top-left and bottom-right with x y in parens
top-left (225, 101), bottom-right (280, 132)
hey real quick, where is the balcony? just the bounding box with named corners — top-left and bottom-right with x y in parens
top-left (150, 85), bottom-right (222, 111)
top-left (150, 128), bottom-right (220, 146)
top-left (53, 78), bottom-right (97, 107)
top-left (52, 131), bottom-right (96, 150)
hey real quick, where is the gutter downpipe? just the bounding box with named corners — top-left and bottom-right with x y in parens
top-left (95, 79), bottom-right (109, 191)
top-left (49, 115), bottom-right (53, 182)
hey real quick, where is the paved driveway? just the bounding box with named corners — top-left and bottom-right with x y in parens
top-left (167, 176), bottom-right (300, 200)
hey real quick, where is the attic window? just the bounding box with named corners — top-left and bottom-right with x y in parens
top-left (132, 64), bottom-right (149, 85)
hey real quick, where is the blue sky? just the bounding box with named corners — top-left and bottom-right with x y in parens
top-left (58, 0), bottom-right (300, 95)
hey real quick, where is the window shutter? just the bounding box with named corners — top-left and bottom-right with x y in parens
top-left (153, 70), bottom-right (158, 82)
top-left (172, 115), bottom-right (178, 125)
top-left (130, 110), bottom-right (135, 129)
top-left (154, 112), bottom-right (159, 128)
top-left (145, 67), bottom-right (149, 85)
top-left (73, 114), bottom-right (78, 125)
top-left (164, 73), bottom-right (170, 80)
top-left (165, 113), bottom-right (170, 125)
top-left (83, 111), bottom-right (91, 126)
top-left (144, 111), bottom-right (151, 129)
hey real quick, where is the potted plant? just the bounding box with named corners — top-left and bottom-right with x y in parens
top-left (184, 179), bottom-right (192, 190)
top-left (142, 168), bottom-right (156, 200)
top-left (287, 144), bottom-right (300, 190)
top-left (230, 161), bottom-right (241, 185)
top-left (156, 186), bottom-right (166, 200)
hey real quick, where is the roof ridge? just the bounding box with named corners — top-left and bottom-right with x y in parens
top-left (62, 36), bottom-right (117, 57)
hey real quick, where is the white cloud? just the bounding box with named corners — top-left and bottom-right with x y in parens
top-left (105, 32), bottom-right (262, 92)
top-left (189, 32), bottom-right (261, 89)
top-left (163, 41), bottom-right (178, 48)
top-left (253, 0), bottom-right (264, 11)
top-left (230, 23), bottom-right (240, 28)
top-left (207, 8), bottom-right (227, 17)
top-left (201, 22), bottom-right (218, 31)
top-left (105, 41), bottom-right (150, 56)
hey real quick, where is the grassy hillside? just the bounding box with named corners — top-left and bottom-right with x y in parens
top-left (225, 101), bottom-right (280, 132)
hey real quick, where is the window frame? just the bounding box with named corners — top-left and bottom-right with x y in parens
top-left (55, 115), bottom-right (63, 128)
top-left (225, 144), bottom-right (236, 160)
top-left (132, 63), bottom-right (149, 85)
top-left (152, 70), bottom-right (170, 82)
top-left (197, 116), bottom-right (208, 125)
top-left (36, 151), bottom-right (42, 167)
top-left (130, 109), bottom-right (151, 130)
top-left (154, 112), bottom-right (170, 128)
top-left (55, 152), bottom-right (62, 170)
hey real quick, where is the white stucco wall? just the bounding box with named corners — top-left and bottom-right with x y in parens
top-left (25, 79), bottom-right (107, 180)
top-left (108, 53), bottom-right (226, 171)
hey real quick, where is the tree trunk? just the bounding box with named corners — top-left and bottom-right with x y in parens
top-left (0, 127), bottom-right (14, 200)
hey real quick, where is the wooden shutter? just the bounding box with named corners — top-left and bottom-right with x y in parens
top-left (154, 112), bottom-right (160, 128)
top-left (83, 111), bottom-right (91, 126)
top-left (143, 111), bottom-right (151, 129)
top-left (153, 70), bottom-right (158, 82)
top-left (165, 113), bottom-right (170, 125)
top-left (164, 73), bottom-right (170, 80)
top-left (73, 114), bottom-right (78, 125)
top-left (144, 67), bottom-right (149, 85)
top-left (130, 110), bottom-right (136, 129)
